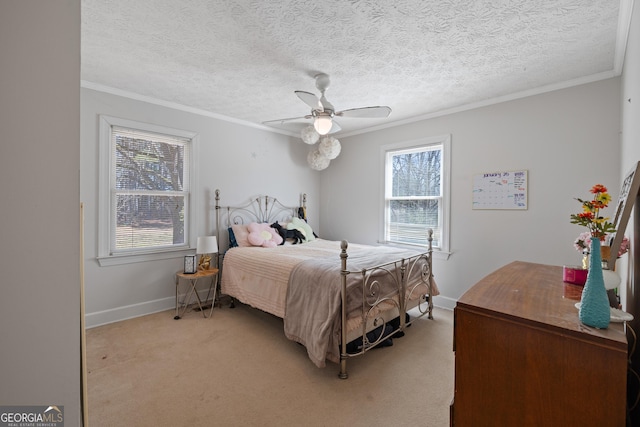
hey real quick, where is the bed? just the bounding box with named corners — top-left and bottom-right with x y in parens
top-left (214, 189), bottom-right (438, 379)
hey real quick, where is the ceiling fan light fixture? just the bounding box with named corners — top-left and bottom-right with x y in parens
top-left (318, 136), bottom-right (341, 160)
top-left (313, 116), bottom-right (333, 135)
top-left (301, 125), bottom-right (319, 145)
top-left (307, 150), bottom-right (330, 171)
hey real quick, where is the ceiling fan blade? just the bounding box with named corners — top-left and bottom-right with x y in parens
top-left (262, 115), bottom-right (311, 126)
top-left (336, 106), bottom-right (392, 118)
top-left (329, 120), bottom-right (341, 133)
top-left (319, 95), bottom-right (335, 114)
top-left (295, 91), bottom-right (323, 110)
top-left (262, 117), bottom-right (312, 133)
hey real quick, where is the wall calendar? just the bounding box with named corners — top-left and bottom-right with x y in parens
top-left (472, 170), bottom-right (528, 210)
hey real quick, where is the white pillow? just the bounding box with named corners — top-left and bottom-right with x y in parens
top-left (231, 224), bottom-right (251, 247)
top-left (287, 217), bottom-right (316, 242)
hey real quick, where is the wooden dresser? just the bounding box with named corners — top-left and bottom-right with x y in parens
top-left (450, 261), bottom-right (628, 426)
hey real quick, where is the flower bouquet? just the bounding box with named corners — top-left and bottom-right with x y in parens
top-left (574, 231), bottom-right (629, 267)
top-left (569, 184), bottom-right (620, 328)
top-left (569, 184), bottom-right (616, 240)
top-left (565, 185), bottom-right (620, 289)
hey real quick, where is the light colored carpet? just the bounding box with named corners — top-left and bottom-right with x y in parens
top-left (86, 303), bottom-right (454, 426)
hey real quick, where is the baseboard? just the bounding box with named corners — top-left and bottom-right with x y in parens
top-left (86, 292), bottom-right (459, 328)
top-left (85, 289), bottom-right (213, 328)
top-left (85, 297), bottom-right (172, 328)
top-left (433, 295), bottom-right (457, 311)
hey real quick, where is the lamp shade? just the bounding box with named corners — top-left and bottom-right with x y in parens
top-left (196, 236), bottom-right (218, 254)
top-left (313, 116), bottom-right (333, 135)
top-left (602, 270), bottom-right (621, 290)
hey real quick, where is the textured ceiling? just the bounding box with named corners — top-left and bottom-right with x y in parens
top-left (81, 0), bottom-right (628, 136)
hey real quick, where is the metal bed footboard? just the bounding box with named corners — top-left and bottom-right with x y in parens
top-left (338, 229), bottom-right (434, 379)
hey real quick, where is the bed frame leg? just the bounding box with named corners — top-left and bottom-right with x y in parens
top-left (339, 359), bottom-right (348, 379)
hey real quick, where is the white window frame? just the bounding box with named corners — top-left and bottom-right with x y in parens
top-left (97, 115), bottom-right (199, 266)
top-left (380, 134), bottom-right (451, 260)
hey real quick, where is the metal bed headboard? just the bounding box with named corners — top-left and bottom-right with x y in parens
top-left (214, 189), bottom-right (307, 255)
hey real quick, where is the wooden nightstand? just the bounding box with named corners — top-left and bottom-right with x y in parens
top-left (174, 268), bottom-right (219, 319)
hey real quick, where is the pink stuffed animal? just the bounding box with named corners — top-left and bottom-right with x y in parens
top-left (247, 222), bottom-right (283, 248)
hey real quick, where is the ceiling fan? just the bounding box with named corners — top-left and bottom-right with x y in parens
top-left (263, 73), bottom-right (392, 136)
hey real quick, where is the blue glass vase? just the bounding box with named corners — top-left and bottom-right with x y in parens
top-left (578, 237), bottom-right (610, 329)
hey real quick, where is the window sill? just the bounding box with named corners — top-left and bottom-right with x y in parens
top-left (97, 248), bottom-right (195, 267)
top-left (432, 250), bottom-right (451, 261)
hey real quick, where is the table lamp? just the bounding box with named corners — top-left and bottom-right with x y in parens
top-left (196, 236), bottom-right (218, 270)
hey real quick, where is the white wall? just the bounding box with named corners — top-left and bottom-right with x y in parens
top-left (0, 1), bottom-right (82, 425)
top-left (620, 2), bottom-right (640, 316)
top-left (616, 7), bottom-right (639, 422)
top-left (321, 79), bottom-right (622, 308)
top-left (81, 88), bottom-right (320, 326)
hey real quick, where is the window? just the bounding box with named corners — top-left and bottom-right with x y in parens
top-left (382, 135), bottom-right (450, 254)
top-left (98, 116), bottom-right (198, 265)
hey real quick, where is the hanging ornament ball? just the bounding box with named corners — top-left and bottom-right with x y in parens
top-left (318, 136), bottom-right (341, 160)
top-left (307, 150), bottom-right (330, 171)
top-left (301, 125), bottom-right (320, 145)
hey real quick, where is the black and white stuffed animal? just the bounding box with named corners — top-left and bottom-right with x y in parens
top-left (270, 221), bottom-right (305, 245)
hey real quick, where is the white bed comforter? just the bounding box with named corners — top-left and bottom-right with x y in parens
top-left (221, 239), bottom-right (344, 318)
